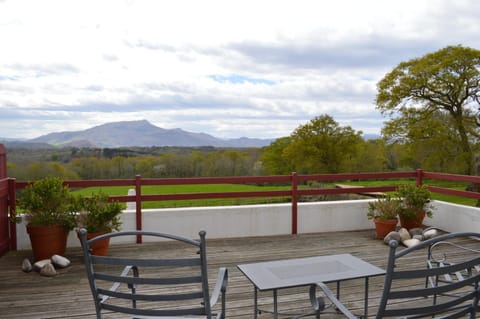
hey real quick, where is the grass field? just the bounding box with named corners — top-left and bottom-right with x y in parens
top-left (73, 183), bottom-right (293, 208)
top-left (73, 178), bottom-right (478, 208)
top-left (342, 179), bottom-right (477, 206)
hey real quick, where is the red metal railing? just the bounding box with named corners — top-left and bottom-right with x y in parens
top-left (7, 169), bottom-right (480, 249)
top-left (9, 170), bottom-right (480, 238)
top-left (3, 139), bottom-right (480, 255)
top-left (0, 145), bottom-right (11, 255)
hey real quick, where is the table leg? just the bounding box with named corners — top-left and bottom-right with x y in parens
top-left (336, 281), bottom-right (340, 300)
top-left (273, 289), bottom-right (278, 319)
top-left (364, 277), bottom-right (369, 319)
top-left (254, 287), bottom-right (258, 319)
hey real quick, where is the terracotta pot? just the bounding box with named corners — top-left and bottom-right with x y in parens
top-left (399, 212), bottom-right (426, 230)
top-left (27, 224), bottom-right (68, 261)
top-left (373, 218), bottom-right (398, 239)
top-left (78, 231), bottom-right (110, 256)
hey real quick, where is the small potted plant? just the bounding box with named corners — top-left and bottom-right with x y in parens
top-left (76, 191), bottom-right (123, 255)
top-left (395, 184), bottom-right (434, 230)
top-left (367, 194), bottom-right (401, 239)
top-left (19, 177), bottom-right (77, 261)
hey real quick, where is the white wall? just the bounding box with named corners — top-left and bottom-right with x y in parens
top-left (429, 200), bottom-right (480, 233)
top-left (298, 200), bottom-right (373, 233)
top-left (15, 199), bottom-right (480, 250)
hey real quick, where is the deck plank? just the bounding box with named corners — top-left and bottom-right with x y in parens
top-left (0, 230), bottom-right (466, 318)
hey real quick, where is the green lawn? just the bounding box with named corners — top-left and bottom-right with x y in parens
top-left (73, 178), bottom-right (478, 209)
top-left (341, 179), bottom-right (477, 206)
top-left (73, 184), bottom-right (293, 209)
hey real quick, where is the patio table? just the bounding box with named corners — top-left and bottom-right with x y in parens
top-left (237, 253), bottom-right (385, 318)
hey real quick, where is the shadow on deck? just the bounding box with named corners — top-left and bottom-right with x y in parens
top-left (0, 230), bottom-right (416, 318)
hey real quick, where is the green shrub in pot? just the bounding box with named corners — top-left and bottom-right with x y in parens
top-left (76, 191), bottom-right (123, 256)
top-left (395, 184), bottom-right (434, 229)
top-left (19, 177), bottom-right (77, 260)
top-left (367, 194), bottom-right (401, 239)
top-left (367, 194), bottom-right (402, 221)
top-left (76, 191), bottom-right (123, 234)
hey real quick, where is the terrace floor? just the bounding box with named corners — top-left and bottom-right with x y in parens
top-left (0, 229), bottom-right (466, 319)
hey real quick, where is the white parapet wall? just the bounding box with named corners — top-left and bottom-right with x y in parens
top-left (298, 200), bottom-right (373, 233)
top-left (429, 200), bottom-right (480, 233)
top-left (14, 199), bottom-right (480, 250)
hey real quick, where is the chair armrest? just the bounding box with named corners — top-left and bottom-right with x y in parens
top-left (210, 267), bottom-right (228, 309)
top-left (314, 282), bottom-right (358, 319)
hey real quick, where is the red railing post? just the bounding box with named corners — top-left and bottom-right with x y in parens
top-left (416, 169), bottom-right (424, 186)
top-left (8, 178), bottom-right (16, 250)
top-left (0, 144), bottom-right (11, 255)
top-left (135, 175), bottom-right (142, 243)
top-left (291, 172), bottom-right (298, 235)
top-left (0, 145), bottom-right (6, 178)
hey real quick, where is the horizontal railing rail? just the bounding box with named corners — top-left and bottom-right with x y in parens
top-left (8, 169), bottom-right (480, 249)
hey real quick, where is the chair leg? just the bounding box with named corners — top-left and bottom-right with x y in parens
top-left (309, 285), bottom-right (325, 319)
top-left (128, 266), bottom-right (139, 309)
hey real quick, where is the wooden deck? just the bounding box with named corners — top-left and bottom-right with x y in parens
top-left (0, 229), bottom-right (465, 318)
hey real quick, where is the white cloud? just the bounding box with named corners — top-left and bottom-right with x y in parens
top-left (1, 0), bottom-right (479, 139)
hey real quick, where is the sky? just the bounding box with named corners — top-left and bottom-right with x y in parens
top-left (1, 0), bottom-right (480, 140)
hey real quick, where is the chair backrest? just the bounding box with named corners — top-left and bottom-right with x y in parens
top-left (376, 232), bottom-right (480, 319)
top-left (80, 229), bottom-right (214, 319)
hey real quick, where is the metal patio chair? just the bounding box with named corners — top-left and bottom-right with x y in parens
top-left (426, 231), bottom-right (480, 307)
top-left (80, 229), bottom-right (228, 319)
top-left (312, 232), bottom-right (480, 318)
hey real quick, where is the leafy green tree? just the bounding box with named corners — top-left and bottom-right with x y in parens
top-left (191, 151), bottom-right (206, 177)
top-left (376, 45), bottom-right (480, 174)
top-left (222, 150), bottom-right (249, 176)
top-left (283, 115), bottom-right (363, 173)
top-left (70, 157), bottom-right (102, 179)
top-left (352, 139), bottom-right (388, 172)
top-left (135, 156), bottom-right (156, 177)
top-left (260, 137), bottom-right (294, 175)
top-left (20, 162), bottom-right (79, 180)
top-left (383, 109), bottom-right (472, 173)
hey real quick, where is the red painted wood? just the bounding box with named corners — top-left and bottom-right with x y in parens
top-left (8, 178), bottom-right (16, 250)
top-left (0, 145), bottom-right (9, 256)
top-left (424, 171), bottom-right (480, 183)
top-left (427, 186), bottom-right (480, 199)
top-left (291, 172), bottom-right (298, 235)
top-left (0, 179), bottom-right (9, 256)
top-left (135, 175), bottom-right (142, 244)
top-left (6, 157), bottom-right (480, 250)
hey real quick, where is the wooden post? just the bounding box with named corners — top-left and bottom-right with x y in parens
top-left (416, 169), bottom-right (424, 186)
top-left (0, 144), bottom-right (6, 178)
top-left (291, 172), bottom-right (298, 235)
top-left (135, 175), bottom-right (142, 243)
top-left (0, 145), bottom-right (16, 253)
top-left (8, 178), bottom-right (16, 250)
top-left (0, 145), bottom-right (8, 254)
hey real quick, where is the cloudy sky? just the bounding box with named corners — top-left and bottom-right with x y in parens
top-left (1, 0), bottom-right (479, 140)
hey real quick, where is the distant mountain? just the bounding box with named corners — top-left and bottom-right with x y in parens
top-left (27, 120), bottom-right (274, 148)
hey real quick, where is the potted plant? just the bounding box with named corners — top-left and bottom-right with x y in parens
top-left (395, 184), bottom-right (434, 230)
top-left (367, 194), bottom-right (401, 239)
top-left (19, 177), bottom-right (76, 261)
top-left (76, 191), bottom-right (123, 256)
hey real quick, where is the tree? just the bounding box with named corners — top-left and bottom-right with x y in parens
top-left (382, 109), bottom-right (472, 173)
top-left (352, 139), bottom-right (388, 172)
top-left (376, 45), bottom-right (480, 174)
top-left (135, 156), bottom-right (156, 177)
top-left (260, 137), bottom-right (294, 175)
top-left (283, 115), bottom-right (363, 173)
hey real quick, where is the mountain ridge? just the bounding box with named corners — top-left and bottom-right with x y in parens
top-left (26, 120), bottom-right (275, 148)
